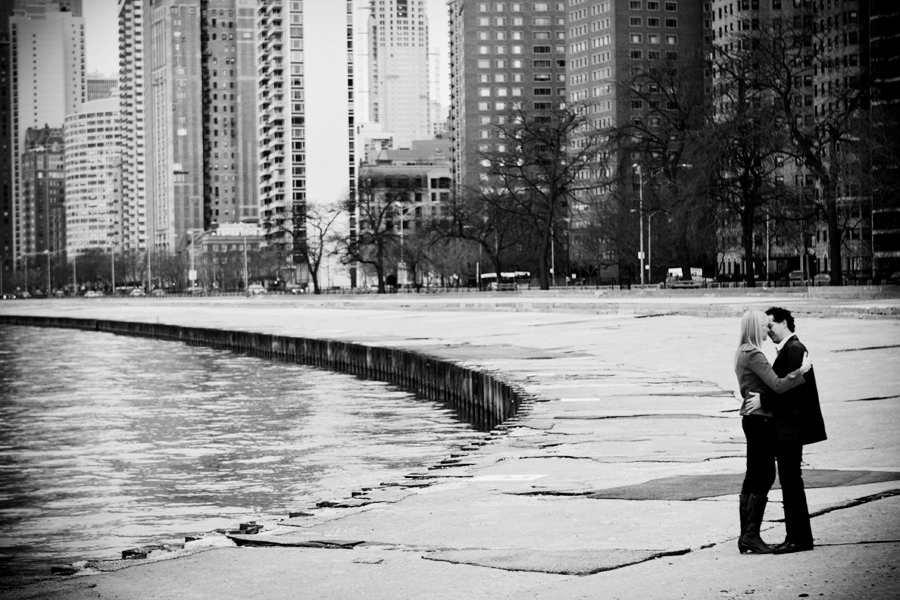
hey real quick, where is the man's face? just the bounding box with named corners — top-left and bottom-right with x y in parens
top-left (767, 315), bottom-right (790, 343)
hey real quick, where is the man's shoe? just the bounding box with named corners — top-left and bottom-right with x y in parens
top-left (772, 540), bottom-right (814, 554)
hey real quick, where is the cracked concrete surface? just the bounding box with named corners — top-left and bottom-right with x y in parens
top-left (0, 293), bottom-right (898, 599)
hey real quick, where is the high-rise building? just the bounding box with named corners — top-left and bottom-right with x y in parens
top-left (117, 0), bottom-right (148, 254)
top-left (20, 126), bottom-right (66, 258)
top-left (567, 0), bottom-right (705, 129)
top-left (711, 0), bottom-right (878, 281)
top-left (368, 0), bottom-right (431, 148)
top-left (0, 2), bottom-right (15, 292)
top-left (64, 97), bottom-right (122, 256)
top-left (448, 1), bottom-right (568, 192)
top-left (257, 1), bottom-right (357, 288)
top-left (127, 0), bottom-right (258, 258)
top-left (86, 72), bottom-right (119, 101)
top-left (8, 0), bottom-right (84, 273)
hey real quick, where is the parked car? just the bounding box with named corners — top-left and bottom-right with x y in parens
top-left (129, 288), bottom-right (146, 297)
top-left (186, 285), bottom-right (205, 296)
top-left (150, 288), bottom-right (167, 297)
top-left (285, 283), bottom-right (306, 295)
top-left (83, 290), bottom-right (104, 298)
top-left (247, 284), bottom-right (267, 295)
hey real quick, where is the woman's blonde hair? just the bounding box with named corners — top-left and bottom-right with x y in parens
top-left (734, 310), bottom-right (767, 369)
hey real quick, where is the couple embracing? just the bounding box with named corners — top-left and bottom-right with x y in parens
top-left (733, 307), bottom-right (827, 555)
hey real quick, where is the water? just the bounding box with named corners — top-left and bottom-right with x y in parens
top-left (0, 325), bottom-right (479, 576)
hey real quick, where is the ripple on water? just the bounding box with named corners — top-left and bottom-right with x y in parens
top-left (0, 325), bottom-right (478, 575)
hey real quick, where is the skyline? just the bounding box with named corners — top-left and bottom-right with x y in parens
top-left (81, 0), bottom-right (452, 110)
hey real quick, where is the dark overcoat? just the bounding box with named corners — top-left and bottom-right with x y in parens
top-left (761, 336), bottom-right (827, 445)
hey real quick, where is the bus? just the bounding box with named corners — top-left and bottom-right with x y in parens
top-left (479, 271), bottom-right (531, 291)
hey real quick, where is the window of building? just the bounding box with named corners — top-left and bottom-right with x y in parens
top-left (534, 31), bottom-right (550, 39)
top-left (630, 17), bottom-right (642, 26)
top-left (665, 18), bottom-right (677, 27)
top-left (630, 33), bottom-right (642, 43)
top-left (534, 59), bottom-right (551, 68)
top-left (665, 34), bottom-right (677, 44)
top-left (478, 59), bottom-right (491, 68)
top-left (629, 0), bottom-right (642, 8)
top-left (648, 1), bottom-right (660, 9)
top-left (665, 1), bottom-right (677, 10)
top-left (648, 33), bottom-right (660, 43)
top-left (533, 2), bottom-right (549, 10)
top-left (648, 17), bottom-right (660, 26)
top-left (534, 87), bottom-right (552, 95)
top-left (534, 45), bottom-right (551, 53)
top-left (533, 17), bottom-right (551, 25)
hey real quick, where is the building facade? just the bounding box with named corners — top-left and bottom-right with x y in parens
top-left (127, 0), bottom-right (259, 260)
top-left (0, 2), bottom-right (14, 292)
top-left (711, 0), bottom-right (878, 282)
top-left (257, 0), bottom-right (357, 287)
top-left (117, 0), bottom-right (148, 254)
top-left (20, 127), bottom-right (66, 260)
top-left (449, 1), bottom-right (568, 192)
top-left (359, 139), bottom-right (452, 286)
top-left (368, 0), bottom-right (431, 148)
top-left (86, 73), bottom-right (119, 101)
top-left (8, 0), bottom-right (84, 272)
top-left (64, 97), bottom-right (123, 257)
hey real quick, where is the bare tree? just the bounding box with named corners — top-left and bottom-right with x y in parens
top-left (612, 53), bottom-right (717, 282)
top-left (734, 14), bottom-right (878, 285)
top-left (266, 202), bottom-right (344, 294)
top-left (335, 174), bottom-right (408, 293)
top-left (474, 103), bottom-right (609, 289)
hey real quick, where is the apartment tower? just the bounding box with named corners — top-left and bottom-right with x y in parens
top-left (20, 126), bottom-right (66, 261)
top-left (64, 97), bottom-right (123, 256)
top-left (8, 0), bottom-right (84, 271)
top-left (257, 1), bottom-right (357, 287)
top-left (368, 0), bottom-right (431, 148)
top-left (137, 0), bottom-right (258, 256)
top-left (117, 0), bottom-right (148, 254)
top-left (449, 1), bottom-right (568, 192)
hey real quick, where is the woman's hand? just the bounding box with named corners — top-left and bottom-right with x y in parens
top-left (745, 392), bottom-right (762, 412)
top-left (801, 351), bottom-right (812, 374)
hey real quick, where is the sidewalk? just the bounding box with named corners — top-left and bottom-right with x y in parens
top-left (1, 294), bottom-right (898, 599)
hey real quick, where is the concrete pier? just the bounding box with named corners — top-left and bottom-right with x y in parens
top-left (1, 291), bottom-right (899, 599)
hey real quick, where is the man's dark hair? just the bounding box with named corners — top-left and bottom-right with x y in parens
top-left (766, 306), bottom-right (795, 332)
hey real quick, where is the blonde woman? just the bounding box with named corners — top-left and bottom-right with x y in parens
top-left (734, 310), bottom-right (811, 554)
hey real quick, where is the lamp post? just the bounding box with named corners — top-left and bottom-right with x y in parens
top-left (243, 230), bottom-right (249, 294)
top-left (646, 210), bottom-right (665, 285)
top-left (633, 164), bottom-right (646, 288)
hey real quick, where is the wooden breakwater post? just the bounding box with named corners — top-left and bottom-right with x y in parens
top-left (0, 315), bottom-right (527, 431)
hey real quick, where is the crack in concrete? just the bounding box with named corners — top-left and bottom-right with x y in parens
top-left (845, 394), bottom-right (900, 402)
top-left (832, 344), bottom-right (900, 352)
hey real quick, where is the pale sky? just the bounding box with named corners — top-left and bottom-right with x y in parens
top-left (82, 0), bottom-right (451, 107)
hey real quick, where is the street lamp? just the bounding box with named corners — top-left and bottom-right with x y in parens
top-left (633, 164), bottom-right (646, 288)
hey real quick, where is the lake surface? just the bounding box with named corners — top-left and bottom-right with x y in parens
top-left (0, 325), bottom-right (479, 575)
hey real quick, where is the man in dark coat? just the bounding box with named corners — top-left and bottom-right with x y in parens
top-left (761, 306), bottom-right (827, 554)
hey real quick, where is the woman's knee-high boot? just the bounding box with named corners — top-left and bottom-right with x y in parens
top-left (738, 494), bottom-right (774, 554)
top-left (738, 494), bottom-right (749, 550)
